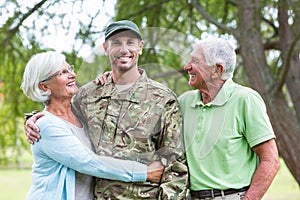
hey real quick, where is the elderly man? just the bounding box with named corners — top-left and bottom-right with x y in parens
top-left (178, 37), bottom-right (280, 200)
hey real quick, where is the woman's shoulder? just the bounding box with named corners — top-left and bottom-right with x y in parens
top-left (36, 111), bottom-right (66, 132)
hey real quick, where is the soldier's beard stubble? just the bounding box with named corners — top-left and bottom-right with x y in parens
top-left (111, 52), bottom-right (139, 73)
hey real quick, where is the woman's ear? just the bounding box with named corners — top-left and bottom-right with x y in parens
top-left (38, 82), bottom-right (49, 92)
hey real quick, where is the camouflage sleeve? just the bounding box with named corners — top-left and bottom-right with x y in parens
top-left (71, 82), bottom-right (95, 123)
top-left (157, 98), bottom-right (189, 200)
top-left (71, 93), bottom-right (84, 122)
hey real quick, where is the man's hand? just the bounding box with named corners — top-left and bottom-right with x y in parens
top-left (93, 71), bottom-right (111, 85)
top-left (146, 161), bottom-right (164, 183)
top-left (24, 112), bottom-right (44, 144)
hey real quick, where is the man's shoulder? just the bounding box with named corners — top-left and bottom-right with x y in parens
top-left (145, 78), bottom-right (177, 98)
top-left (229, 82), bottom-right (266, 106)
top-left (78, 81), bottom-right (98, 92)
top-left (74, 81), bottom-right (102, 100)
top-left (232, 82), bottom-right (262, 99)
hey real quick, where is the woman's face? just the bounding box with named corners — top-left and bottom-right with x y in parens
top-left (43, 61), bottom-right (78, 101)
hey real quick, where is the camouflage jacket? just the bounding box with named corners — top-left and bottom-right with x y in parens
top-left (72, 69), bottom-right (189, 199)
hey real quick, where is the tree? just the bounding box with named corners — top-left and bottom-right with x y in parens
top-left (236, 0), bottom-right (300, 184)
top-left (113, 0), bottom-right (300, 184)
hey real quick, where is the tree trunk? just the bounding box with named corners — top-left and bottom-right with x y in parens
top-left (279, 0), bottom-right (300, 122)
top-left (276, 0), bottom-right (300, 183)
top-left (237, 0), bottom-right (300, 184)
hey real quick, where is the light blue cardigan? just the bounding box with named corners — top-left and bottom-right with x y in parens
top-left (26, 111), bottom-right (147, 200)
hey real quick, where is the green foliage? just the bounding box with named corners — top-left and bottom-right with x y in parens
top-left (139, 51), bottom-right (191, 96)
top-left (0, 35), bottom-right (40, 165)
top-left (76, 53), bottom-right (111, 87)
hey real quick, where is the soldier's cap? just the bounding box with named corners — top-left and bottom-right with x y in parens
top-left (104, 20), bottom-right (142, 40)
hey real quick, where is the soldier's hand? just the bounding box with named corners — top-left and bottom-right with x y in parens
top-left (146, 161), bottom-right (164, 183)
top-left (25, 112), bottom-right (44, 144)
top-left (93, 71), bottom-right (111, 85)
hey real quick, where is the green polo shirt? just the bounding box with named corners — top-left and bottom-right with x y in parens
top-left (178, 79), bottom-right (275, 190)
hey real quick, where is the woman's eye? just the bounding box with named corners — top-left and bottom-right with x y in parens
top-left (62, 69), bottom-right (69, 74)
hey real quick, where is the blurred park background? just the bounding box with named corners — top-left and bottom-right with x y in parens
top-left (0, 0), bottom-right (299, 199)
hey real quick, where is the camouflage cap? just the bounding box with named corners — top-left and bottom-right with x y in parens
top-left (104, 20), bottom-right (142, 40)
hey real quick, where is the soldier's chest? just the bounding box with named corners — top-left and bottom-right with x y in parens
top-left (86, 96), bottom-right (162, 147)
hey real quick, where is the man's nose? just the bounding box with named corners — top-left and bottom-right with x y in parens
top-left (119, 43), bottom-right (129, 52)
top-left (183, 62), bottom-right (191, 71)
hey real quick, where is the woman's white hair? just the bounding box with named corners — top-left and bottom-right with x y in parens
top-left (21, 51), bottom-right (65, 104)
top-left (198, 38), bottom-right (236, 80)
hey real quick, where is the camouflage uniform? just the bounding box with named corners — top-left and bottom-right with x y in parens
top-left (72, 69), bottom-right (189, 200)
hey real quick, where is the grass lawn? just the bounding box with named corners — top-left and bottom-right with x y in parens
top-left (0, 158), bottom-right (299, 199)
top-left (263, 159), bottom-right (300, 200)
top-left (0, 168), bottom-right (31, 200)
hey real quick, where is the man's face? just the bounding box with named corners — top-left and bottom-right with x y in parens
top-left (184, 46), bottom-right (215, 89)
top-left (103, 31), bottom-right (144, 73)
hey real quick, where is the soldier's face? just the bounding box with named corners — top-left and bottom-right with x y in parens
top-left (103, 31), bottom-right (144, 73)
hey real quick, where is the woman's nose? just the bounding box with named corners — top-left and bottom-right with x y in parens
top-left (69, 71), bottom-right (76, 79)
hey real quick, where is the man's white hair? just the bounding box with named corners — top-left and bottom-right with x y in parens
top-left (197, 38), bottom-right (236, 80)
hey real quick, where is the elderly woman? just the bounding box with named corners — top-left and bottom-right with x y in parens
top-left (21, 51), bottom-right (162, 200)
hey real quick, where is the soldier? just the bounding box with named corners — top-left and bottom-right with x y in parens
top-left (72, 20), bottom-right (188, 200)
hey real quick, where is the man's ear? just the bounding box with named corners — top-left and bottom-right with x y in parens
top-left (211, 63), bottom-right (225, 79)
top-left (215, 63), bottom-right (224, 74)
top-left (138, 40), bottom-right (144, 55)
top-left (103, 42), bottom-right (108, 56)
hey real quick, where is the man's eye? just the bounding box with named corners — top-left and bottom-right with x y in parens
top-left (191, 58), bottom-right (198, 64)
top-left (112, 41), bottom-right (120, 45)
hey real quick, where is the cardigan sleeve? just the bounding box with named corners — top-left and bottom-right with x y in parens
top-left (34, 116), bottom-right (147, 182)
